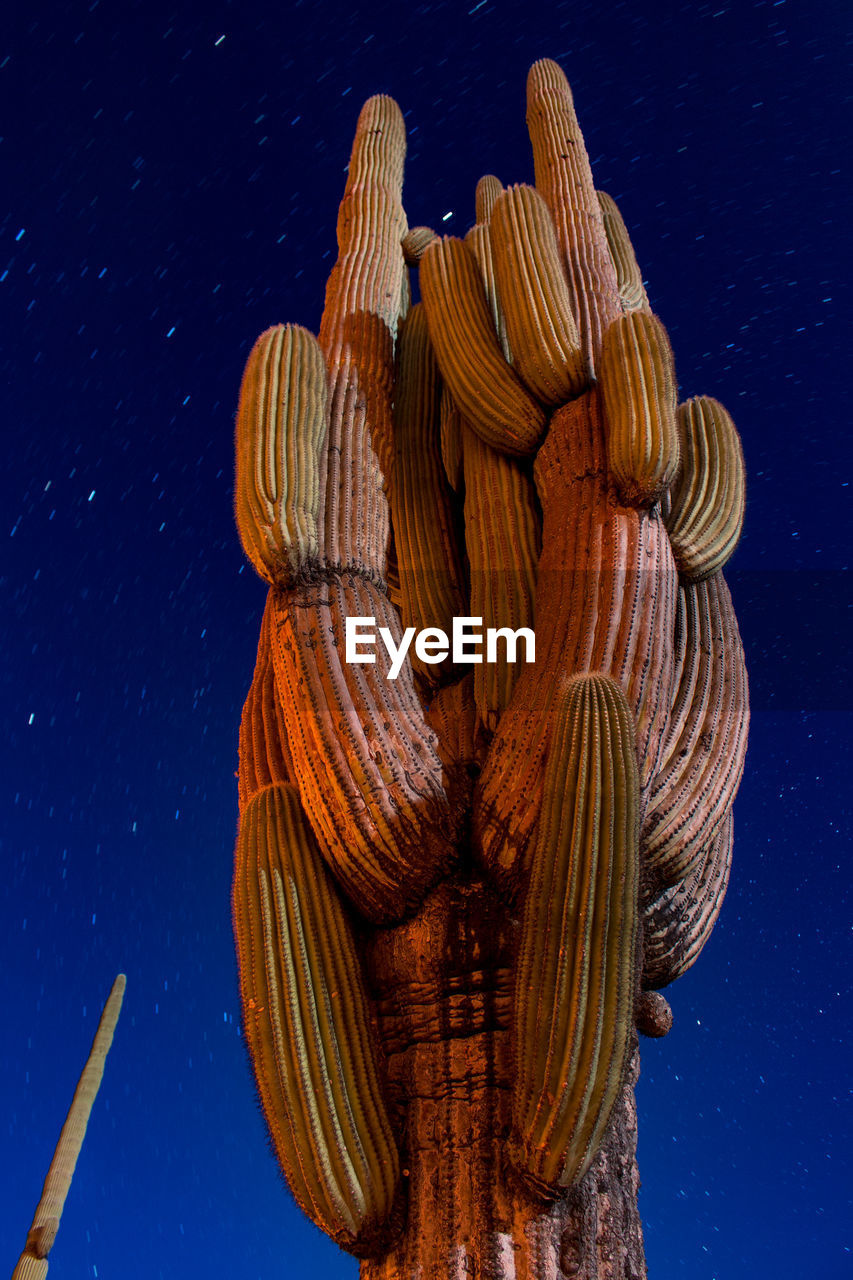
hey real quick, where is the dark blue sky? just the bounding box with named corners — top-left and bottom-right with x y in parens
top-left (2, 1), bottom-right (850, 1276)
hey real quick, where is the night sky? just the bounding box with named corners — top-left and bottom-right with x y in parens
top-left (2, 1), bottom-right (850, 1277)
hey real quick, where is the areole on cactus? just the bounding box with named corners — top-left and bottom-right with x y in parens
top-left (231, 57), bottom-right (749, 1278)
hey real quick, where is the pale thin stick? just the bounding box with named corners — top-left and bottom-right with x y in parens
top-left (12, 974), bottom-right (126, 1279)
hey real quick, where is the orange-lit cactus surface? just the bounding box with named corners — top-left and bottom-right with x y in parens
top-left (232, 59), bottom-right (749, 1278)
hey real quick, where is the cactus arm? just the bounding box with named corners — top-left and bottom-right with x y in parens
top-left (401, 225), bottom-right (438, 265)
top-left (596, 190), bottom-right (650, 314)
top-left (474, 173), bottom-right (504, 223)
top-left (511, 675), bottom-right (640, 1189)
top-left (489, 183), bottom-right (588, 405)
top-left (438, 385), bottom-right (465, 492)
top-left (233, 783), bottom-right (400, 1254)
top-left (270, 575), bottom-right (457, 922)
top-left (642, 811), bottom-right (734, 990)
top-left (234, 325), bottom-right (328, 586)
top-left (318, 93), bottom-right (408, 516)
top-left (642, 572), bottom-right (749, 888)
top-left (525, 59), bottom-right (622, 369)
top-left (598, 311), bottom-right (681, 507)
top-left (420, 235), bottom-right (546, 457)
top-left (389, 303), bottom-right (467, 684)
top-left (461, 422), bottom-right (540, 732)
top-left (464, 176), bottom-right (514, 364)
top-left (665, 395), bottom-right (747, 581)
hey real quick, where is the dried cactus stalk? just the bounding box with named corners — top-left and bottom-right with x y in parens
top-left (489, 183), bottom-right (589, 405)
top-left (597, 190), bottom-right (650, 313)
top-left (233, 783), bottom-right (400, 1254)
top-left (474, 388), bottom-right (677, 890)
top-left (526, 59), bottom-right (622, 369)
top-left (270, 574), bottom-right (458, 922)
top-left (642, 811), bottom-right (734, 990)
top-left (598, 311), bottom-right (681, 507)
top-left (511, 674), bottom-right (640, 1190)
top-left (643, 572), bottom-right (749, 888)
top-left (666, 395), bottom-right (747, 580)
top-left (234, 324), bottom-right (328, 584)
top-left (439, 385), bottom-right (464, 491)
top-left (462, 422), bottom-right (540, 731)
top-left (316, 95), bottom-right (408, 576)
top-left (13, 975), bottom-right (125, 1280)
top-left (238, 596), bottom-right (294, 809)
top-left (419, 235), bottom-right (546, 456)
top-left (390, 304), bottom-right (467, 682)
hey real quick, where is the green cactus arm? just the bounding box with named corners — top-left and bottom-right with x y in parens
top-left (234, 324), bottom-right (328, 585)
top-left (665, 395), bottom-right (747, 580)
top-left (596, 190), bottom-right (650, 313)
top-left (419, 235), bottom-right (546, 457)
top-left (389, 303), bottom-right (468, 684)
top-left (461, 421), bottom-right (540, 732)
top-left (511, 674), bottom-right (640, 1189)
top-left (474, 173), bottom-right (504, 223)
top-left (598, 310), bottom-right (681, 507)
top-left (233, 783), bottom-right (400, 1254)
top-left (489, 182), bottom-right (588, 405)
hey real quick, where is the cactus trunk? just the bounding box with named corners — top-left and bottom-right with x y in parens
top-left (361, 874), bottom-right (646, 1280)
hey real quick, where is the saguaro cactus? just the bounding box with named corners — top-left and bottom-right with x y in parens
top-left (232, 59), bottom-right (749, 1278)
